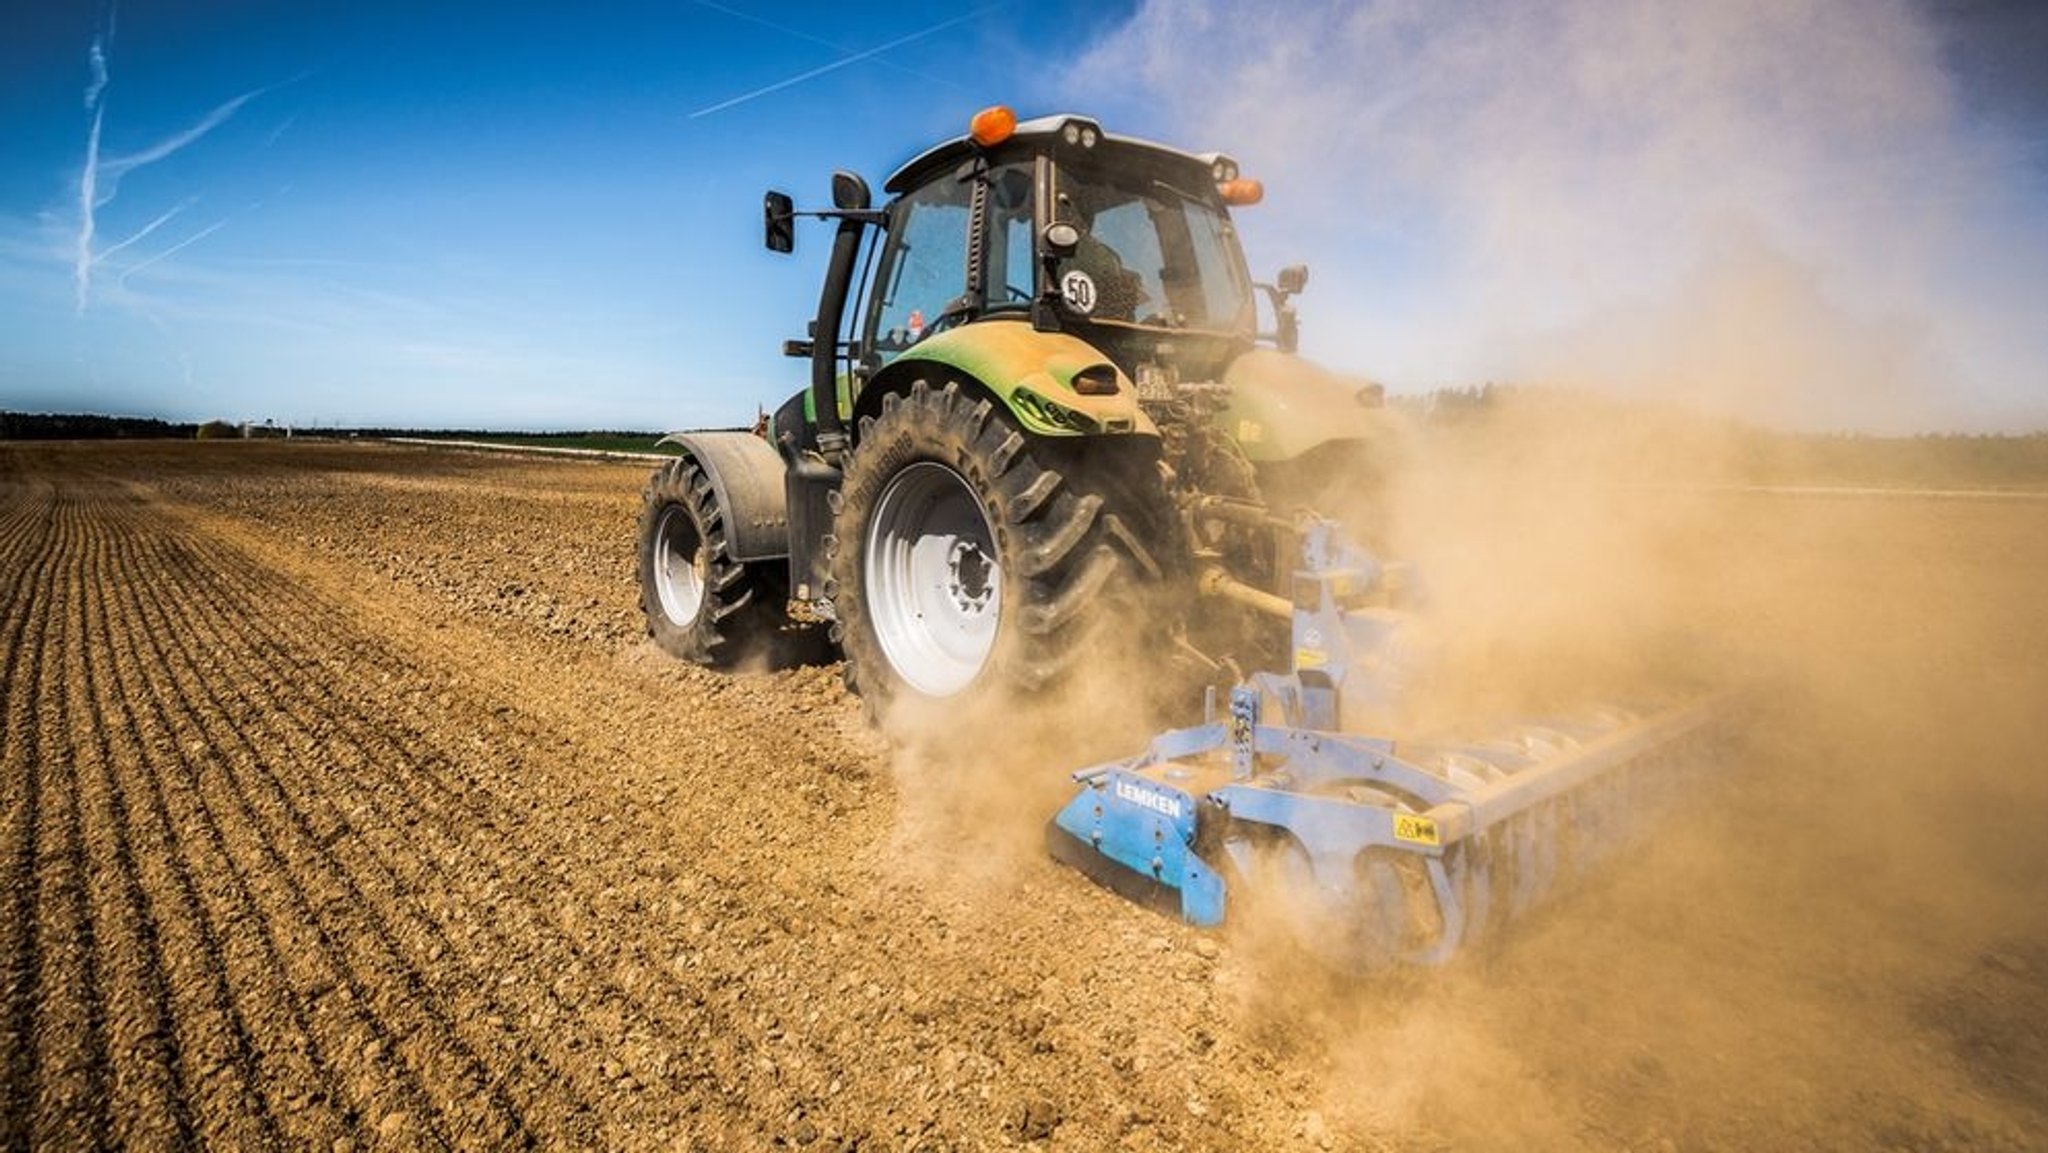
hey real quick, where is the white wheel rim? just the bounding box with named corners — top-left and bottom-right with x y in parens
top-left (865, 461), bottom-right (1002, 697)
top-left (653, 504), bottom-right (707, 627)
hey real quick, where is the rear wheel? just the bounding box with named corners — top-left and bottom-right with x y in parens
top-left (637, 457), bottom-right (790, 667)
top-left (830, 378), bottom-right (1175, 730)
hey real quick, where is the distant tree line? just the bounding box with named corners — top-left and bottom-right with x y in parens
top-left (1, 413), bottom-right (681, 444)
top-left (1391, 385), bottom-right (2048, 487)
top-left (1, 411), bottom-right (200, 440)
top-left (1391, 382), bottom-right (1644, 424)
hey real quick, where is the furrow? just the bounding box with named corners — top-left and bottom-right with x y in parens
top-left (115, 515), bottom-right (483, 1148)
top-left (97, 510), bottom-right (324, 1150)
top-left (25, 486), bottom-right (115, 1149)
top-left (69, 493), bottom-right (213, 1149)
top-left (0, 477), bottom-right (61, 1146)
top-left (0, 507), bottom-right (46, 591)
top-left (193, 607), bottom-right (730, 1138)
top-left (136, 521), bottom-right (629, 1144)
top-left (0, 480), bottom-right (58, 756)
top-left (166, 496), bottom-right (769, 1134)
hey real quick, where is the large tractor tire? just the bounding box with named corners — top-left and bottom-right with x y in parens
top-left (637, 456), bottom-right (791, 668)
top-left (830, 378), bottom-right (1175, 731)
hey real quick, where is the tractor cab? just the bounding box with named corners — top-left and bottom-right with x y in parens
top-left (862, 111), bottom-right (1266, 370)
top-left (763, 107), bottom-right (1306, 466)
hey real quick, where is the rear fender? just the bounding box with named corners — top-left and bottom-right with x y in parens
top-left (858, 320), bottom-right (1157, 439)
top-left (652, 430), bottom-right (790, 563)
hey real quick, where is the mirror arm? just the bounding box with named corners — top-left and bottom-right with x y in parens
top-left (1255, 282), bottom-right (1302, 353)
top-left (803, 208), bottom-right (887, 225)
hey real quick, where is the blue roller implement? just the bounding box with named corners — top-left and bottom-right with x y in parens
top-left (1046, 520), bottom-right (1724, 970)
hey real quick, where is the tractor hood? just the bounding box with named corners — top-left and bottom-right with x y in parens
top-left (1218, 349), bottom-right (1398, 463)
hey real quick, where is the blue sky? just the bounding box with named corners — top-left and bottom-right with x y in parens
top-left (3, 0), bottom-right (2045, 432)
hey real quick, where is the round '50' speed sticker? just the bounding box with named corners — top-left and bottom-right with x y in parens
top-left (1060, 270), bottom-right (1096, 315)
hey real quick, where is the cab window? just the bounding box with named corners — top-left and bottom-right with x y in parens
top-left (867, 162), bottom-right (1036, 357)
top-left (987, 163), bottom-right (1036, 311)
top-left (1051, 160), bottom-right (1254, 333)
top-left (867, 176), bottom-right (972, 356)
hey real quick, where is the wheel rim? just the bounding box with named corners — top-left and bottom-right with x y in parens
top-left (652, 504), bottom-right (707, 627)
top-left (865, 461), bottom-right (1002, 697)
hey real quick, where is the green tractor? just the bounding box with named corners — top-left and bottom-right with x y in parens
top-left (637, 106), bottom-right (1397, 727)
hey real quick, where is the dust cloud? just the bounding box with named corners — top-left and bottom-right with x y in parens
top-left (1078, 0), bottom-right (2044, 433)
top-left (1017, 2), bottom-right (2048, 1148)
top-left (868, 608), bottom-right (1209, 900)
top-left (1236, 457), bottom-right (2048, 1150)
top-left (868, 436), bottom-right (2048, 1149)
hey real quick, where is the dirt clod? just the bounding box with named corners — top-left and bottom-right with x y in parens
top-left (1012, 1097), bottom-right (1060, 1141)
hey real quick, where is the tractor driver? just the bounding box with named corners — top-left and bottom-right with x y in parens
top-left (1053, 181), bottom-right (1149, 323)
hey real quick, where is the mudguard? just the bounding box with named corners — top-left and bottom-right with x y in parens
top-left (861, 318), bottom-right (1157, 438)
top-left (652, 430), bottom-right (790, 563)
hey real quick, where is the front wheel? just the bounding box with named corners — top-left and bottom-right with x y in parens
top-left (637, 456), bottom-right (792, 668)
top-left (830, 379), bottom-right (1175, 730)
top-left (862, 459), bottom-right (1005, 696)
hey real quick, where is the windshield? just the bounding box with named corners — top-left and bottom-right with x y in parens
top-left (1051, 158), bottom-right (1254, 335)
top-left (866, 170), bottom-right (974, 356)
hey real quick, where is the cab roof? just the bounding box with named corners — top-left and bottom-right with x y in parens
top-left (882, 113), bottom-right (1236, 197)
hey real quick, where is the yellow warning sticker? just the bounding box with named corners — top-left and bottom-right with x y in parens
top-left (1393, 814), bottom-right (1440, 846)
top-left (1295, 647), bottom-right (1328, 669)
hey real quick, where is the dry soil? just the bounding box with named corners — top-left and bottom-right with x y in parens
top-left (1, 439), bottom-right (2042, 1151)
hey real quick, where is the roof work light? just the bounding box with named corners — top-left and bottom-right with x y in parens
top-left (969, 105), bottom-right (1017, 147)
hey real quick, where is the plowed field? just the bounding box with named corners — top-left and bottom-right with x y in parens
top-left (2, 439), bottom-right (2043, 1151)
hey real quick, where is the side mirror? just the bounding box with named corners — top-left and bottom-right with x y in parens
top-left (831, 170), bottom-right (872, 211)
top-left (1277, 264), bottom-right (1309, 295)
top-left (763, 191), bottom-right (794, 254)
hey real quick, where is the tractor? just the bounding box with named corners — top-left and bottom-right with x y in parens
top-left (637, 105), bottom-right (1396, 723)
top-left (636, 107), bottom-right (1721, 967)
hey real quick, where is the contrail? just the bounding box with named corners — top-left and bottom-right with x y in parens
top-left (95, 199), bottom-right (194, 263)
top-left (101, 88), bottom-right (264, 178)
top-left (117, 217), bottom-right (230, 287)
top-left (85, 37), bottom-right (109, 108)
top-left (74, 70), bottom-right (268, 313)
top-left (75, 105), bottom-right (103, 314)
top-left (689, 4), bottom-right (1002, 119)
top-left (75, 8), bottom-right (117, 310)
top-left (687, 0), bottom-right (962, 92)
